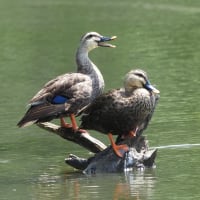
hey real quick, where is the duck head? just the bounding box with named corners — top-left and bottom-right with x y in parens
top-left (124, 69), bottom-right (160, 94)
top-left (80, 32), bottom-right (117, 52)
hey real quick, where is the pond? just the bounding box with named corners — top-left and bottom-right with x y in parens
top-left (1, 0), bottom-right (200, 199)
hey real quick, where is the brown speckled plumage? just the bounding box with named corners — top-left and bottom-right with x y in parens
top-left (80, 69), bottom-right (160, 138)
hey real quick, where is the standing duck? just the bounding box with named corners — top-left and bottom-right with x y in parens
top-left (80, 69), bottom-right (160, 157)
top-left (17, 32), bottom-right (116, 131)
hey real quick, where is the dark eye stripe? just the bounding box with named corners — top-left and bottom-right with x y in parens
top-left (134, 72), bottom-right (148, 82)
top-left (85, 34), bottom-right (94, 40)
top-left (134, 73), bottom-right (145, 78)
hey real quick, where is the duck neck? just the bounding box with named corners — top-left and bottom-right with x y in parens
top-left (76, 47), bottom-right (105, 96)
top-left (76, 47), bottom-right (93, 74)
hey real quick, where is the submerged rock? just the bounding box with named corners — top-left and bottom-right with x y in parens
top-left (65, 136), bottom-right (157, 174)
top-left (37, 122), bottom-right (157, 174)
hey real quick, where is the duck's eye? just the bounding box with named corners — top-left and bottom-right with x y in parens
top-left (86, 34), bottom-right (93, 39)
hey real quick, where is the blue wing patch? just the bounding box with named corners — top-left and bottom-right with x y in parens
top-left (52, 95), bottom-right (68, 104)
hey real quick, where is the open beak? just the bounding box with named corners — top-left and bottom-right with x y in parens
top-left (144, 80), bottom-right (160, 94)
top-left (98, 36), bottom-right (117, 48)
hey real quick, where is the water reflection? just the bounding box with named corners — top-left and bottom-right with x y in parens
top-left (123, 171), bottom-right (156, 199)
top-left (1, 0), bottom-right (200, 199)
top-left (33, 169), bottom-right (156, 200)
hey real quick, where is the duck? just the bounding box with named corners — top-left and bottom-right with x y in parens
top-left (80, 69), bottom-right (160, 157)
top-left (17, 32), bottom-right (117, 131)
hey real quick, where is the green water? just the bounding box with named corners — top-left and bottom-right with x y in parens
top-left (1, 0), bottom-right (200, 199)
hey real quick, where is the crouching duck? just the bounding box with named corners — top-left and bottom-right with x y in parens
top-left (80, 69), bottom-right (160, 157)
top-left (17, 32), bottom-right (116, 131)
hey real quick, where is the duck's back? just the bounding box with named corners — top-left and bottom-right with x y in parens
top-left (81, 88), bottom-right (158, 136)
top-left (17, 72), bottom-right (94, 127)
top-left (30, 72), bottom-right (101, 114)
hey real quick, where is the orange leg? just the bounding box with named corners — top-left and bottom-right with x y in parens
top-left (60, 117), bottom-right (72, 128)
top-left (61, 115), bottom-right (87, 133)
top-left (70, 114), bottom-right (78, 131)
top-left (60, 115), bottom-right (77, 130)
top-left (108, 133), bottom-right (129, 158)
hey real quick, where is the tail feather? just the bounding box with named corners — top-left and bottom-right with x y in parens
top-left (17, 103), bottom-right (65, 127)
top-left (17, 120), bottom-right (37, 128)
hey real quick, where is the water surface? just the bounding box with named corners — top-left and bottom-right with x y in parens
top-left (1, 0), bottom-right (200, 199)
